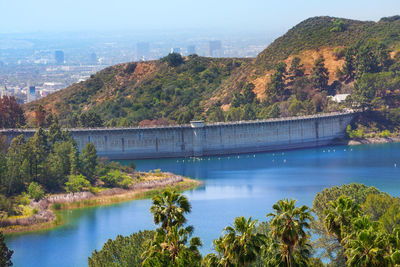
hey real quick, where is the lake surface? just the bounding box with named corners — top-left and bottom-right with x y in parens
top-left (6, 143), bottom-right (400, 267)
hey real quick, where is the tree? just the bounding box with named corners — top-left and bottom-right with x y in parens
top-left (345, 217), bottom-right (391, 266)
top-left (0, 232), bottom-right (13, 266)
top-left (288, 57), bottom-right (304, 82)
top-left (312, 184), bottom-right (383, 265)
top-left (34, 105), bottom-right (47, 127)
top-left (78, 112), bottom-right (104, 128)
top-left (4, 135), bottom-right (28, 195)
top-left (207, 106), bottom-right (225, 123)
top-left (225, 107), bottom-right (242, 122)
top-left (88, 230), bottom-right (154, 267)
top-left (81, 143), bottom-right (98, 183)
top-left (311, 56), bottom-right (329, 92)
top-left (164, 53), bottom-right (184, 67)
top-left (27, 182), bottom-right (45, 201)
top-left (266, 62), bottom-right (287, 102)
top-left (242, 83), bottom-right (256, 104)
top-left (330, 18), bottom-right (346, 32)
top-left (204, 216), bottom-right (264, 267)
top-left (0, 96), bottom-right (25, 128)
top-left (339, 48), bottom-right (356, 82)
top-left (267, 199), bottom-right (313, 267)
top-left (324, 196), bottom-right (361, 245)
top-left (150, 188), bottom-right (191, 230)
top-left (143, 189), bottom-right (202, 266)
top-left (241, 104), bottom-right (256, 120)
top-left (65, 174), bottom-right (90, 193)
top-left (28, 128), bottom-right (49, 186)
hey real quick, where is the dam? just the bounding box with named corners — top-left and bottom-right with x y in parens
top-left (0, 112), bottom-right (355, 159)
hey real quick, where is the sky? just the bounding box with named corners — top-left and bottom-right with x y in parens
top-left (1, 0), bottom-right (400, 34)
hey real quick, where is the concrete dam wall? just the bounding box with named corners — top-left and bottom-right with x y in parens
top-left (1, 112), bottom-right (355, 159)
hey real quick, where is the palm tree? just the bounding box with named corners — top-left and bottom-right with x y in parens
top-left (345, 223), bottom-right (390, 266)
top-left (143, 189), bottom-right (202, 266)
top-left (267, 199), bottom-right (313, 267)
top-left (324, 195), bottom-right (361, 245)
top-left (150, 188), bottom-right (191, 230)
top-left (203, 217), bottom-right (264, 267)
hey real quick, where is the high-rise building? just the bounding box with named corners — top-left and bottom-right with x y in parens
top-left (208, 41), bottom-right (222, 57)
top-left (187, 45), bottom-right (196, 55)
top-left (136, 42), bottom-right (150, 61)
top-left (89, 52), bottom-right (98, 65)
top-left (28, 86), bottom-right (36, 102)
top-left (55, 50), bottom-right (64, 65)
top-left (171, 47), bottom-right (181, 54)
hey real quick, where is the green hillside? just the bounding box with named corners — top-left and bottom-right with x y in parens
top-left (256, 16), bottom-right (400, 69)
top-left (26, 16), bottom-right (400, 133)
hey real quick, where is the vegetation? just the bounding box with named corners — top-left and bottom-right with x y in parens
top-left (20, 15), bottom-right (400, 138)
top-left (0, 231), bottom-right (13, 266)
top-left (89, 183), bottom-right (400, 266)
top-left (88, 230), bottom-right (155, 266)
top-left (0, 119), bottom-right (139, 222)
top-left (0, 96), bottom-right (25, 128)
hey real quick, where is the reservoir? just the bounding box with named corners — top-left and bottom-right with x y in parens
top-left (6, 143), bottom-right (400, 267)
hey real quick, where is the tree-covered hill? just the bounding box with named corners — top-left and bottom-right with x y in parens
top-left (256, 16), bottom-right (400, 69)
top-left (25, 16), bottom-right (400, 131)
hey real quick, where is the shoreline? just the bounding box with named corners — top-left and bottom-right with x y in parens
top-left (1, 176), bottom-right (200, 235)
top-left (335, 136), bottom-right (400, 146)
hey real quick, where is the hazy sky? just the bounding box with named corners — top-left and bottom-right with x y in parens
top-left (1, 0), bottom-right (399, 34)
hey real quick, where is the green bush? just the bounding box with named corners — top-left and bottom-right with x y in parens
top-left (88, 186), bottom-right (101, 195)
top-left (28, 182), bottom-right (45, 201)
top-left (349, 129), bottom-right (365, 139)
top-left (53, 203), bottom-right (61, 210)
top-left (380, 130), bottom-right (391, 138)
top-left (17, 193), bottom-right (31, 206)
top-left (65, 174), bottom-right (90, 193)
top-left (88, 230), bottom-right (154, 266)
top-left (100, 170), bottom-right (132, 189)
top-left (0, 195), bottom-right (14, 217)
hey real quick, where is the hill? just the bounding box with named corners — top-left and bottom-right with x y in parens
top-left (26, 16), bottom-right (400, 130)
top-left (256, 16), bottom-right (400, 69)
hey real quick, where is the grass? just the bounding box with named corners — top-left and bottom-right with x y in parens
top-left (2, 178), bottom-right (200, 235)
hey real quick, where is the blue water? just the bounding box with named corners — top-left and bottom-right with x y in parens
top-left (6, 143), bottom-right (400, 267)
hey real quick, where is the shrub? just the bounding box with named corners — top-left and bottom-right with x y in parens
top-left (349, 129), bottom-right (365, 139)
top-left (65, 174), bottom-right (90, 193)
top-left (154, 169), bottom-right (162, 177)
top-left (28, 182), bottom-right (45, 201)
top-left (0, 195), bottom-right (13, 218)
top-left (17, 193), bottom-right (31, 206)
top-left (53, 203), bottom-right (61, 210)
top-left (333, 47), bottom-right (345, 59)
top-left (88, 186), bottom-right (101, 195)
top-left (380, 130), bottom-right (391, 138)
top-left (163, 53), bottom-right (184, 67)
top-left (100, 170), bottom-right (132, 189)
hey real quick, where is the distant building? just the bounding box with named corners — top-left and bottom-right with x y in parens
top-left (329, 94), bottom-right (350, 103)
top-left (28, 86), bottom-right (36, 102)
top-left (187, 45), bottom-right (196, 55)
top-left (89, 52), bottom-right (98, 65)
top-left (171, 48), bottom-right (181, 54)
top-left (55, 50), bottom-right (64, 65)
top-left (208, 40), bottom-right (222, 57)
top-left (0, 86), bottom-right (9, 98)
top-left (136, 42), bottom-right (150, 61)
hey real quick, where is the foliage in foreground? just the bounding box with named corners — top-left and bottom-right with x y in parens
top-left (89, 183), bottom-right (400, 267)
top-left (88, 230), bottom-right (154, 267)
top-left (0, 231), bottom-right (13, 266)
